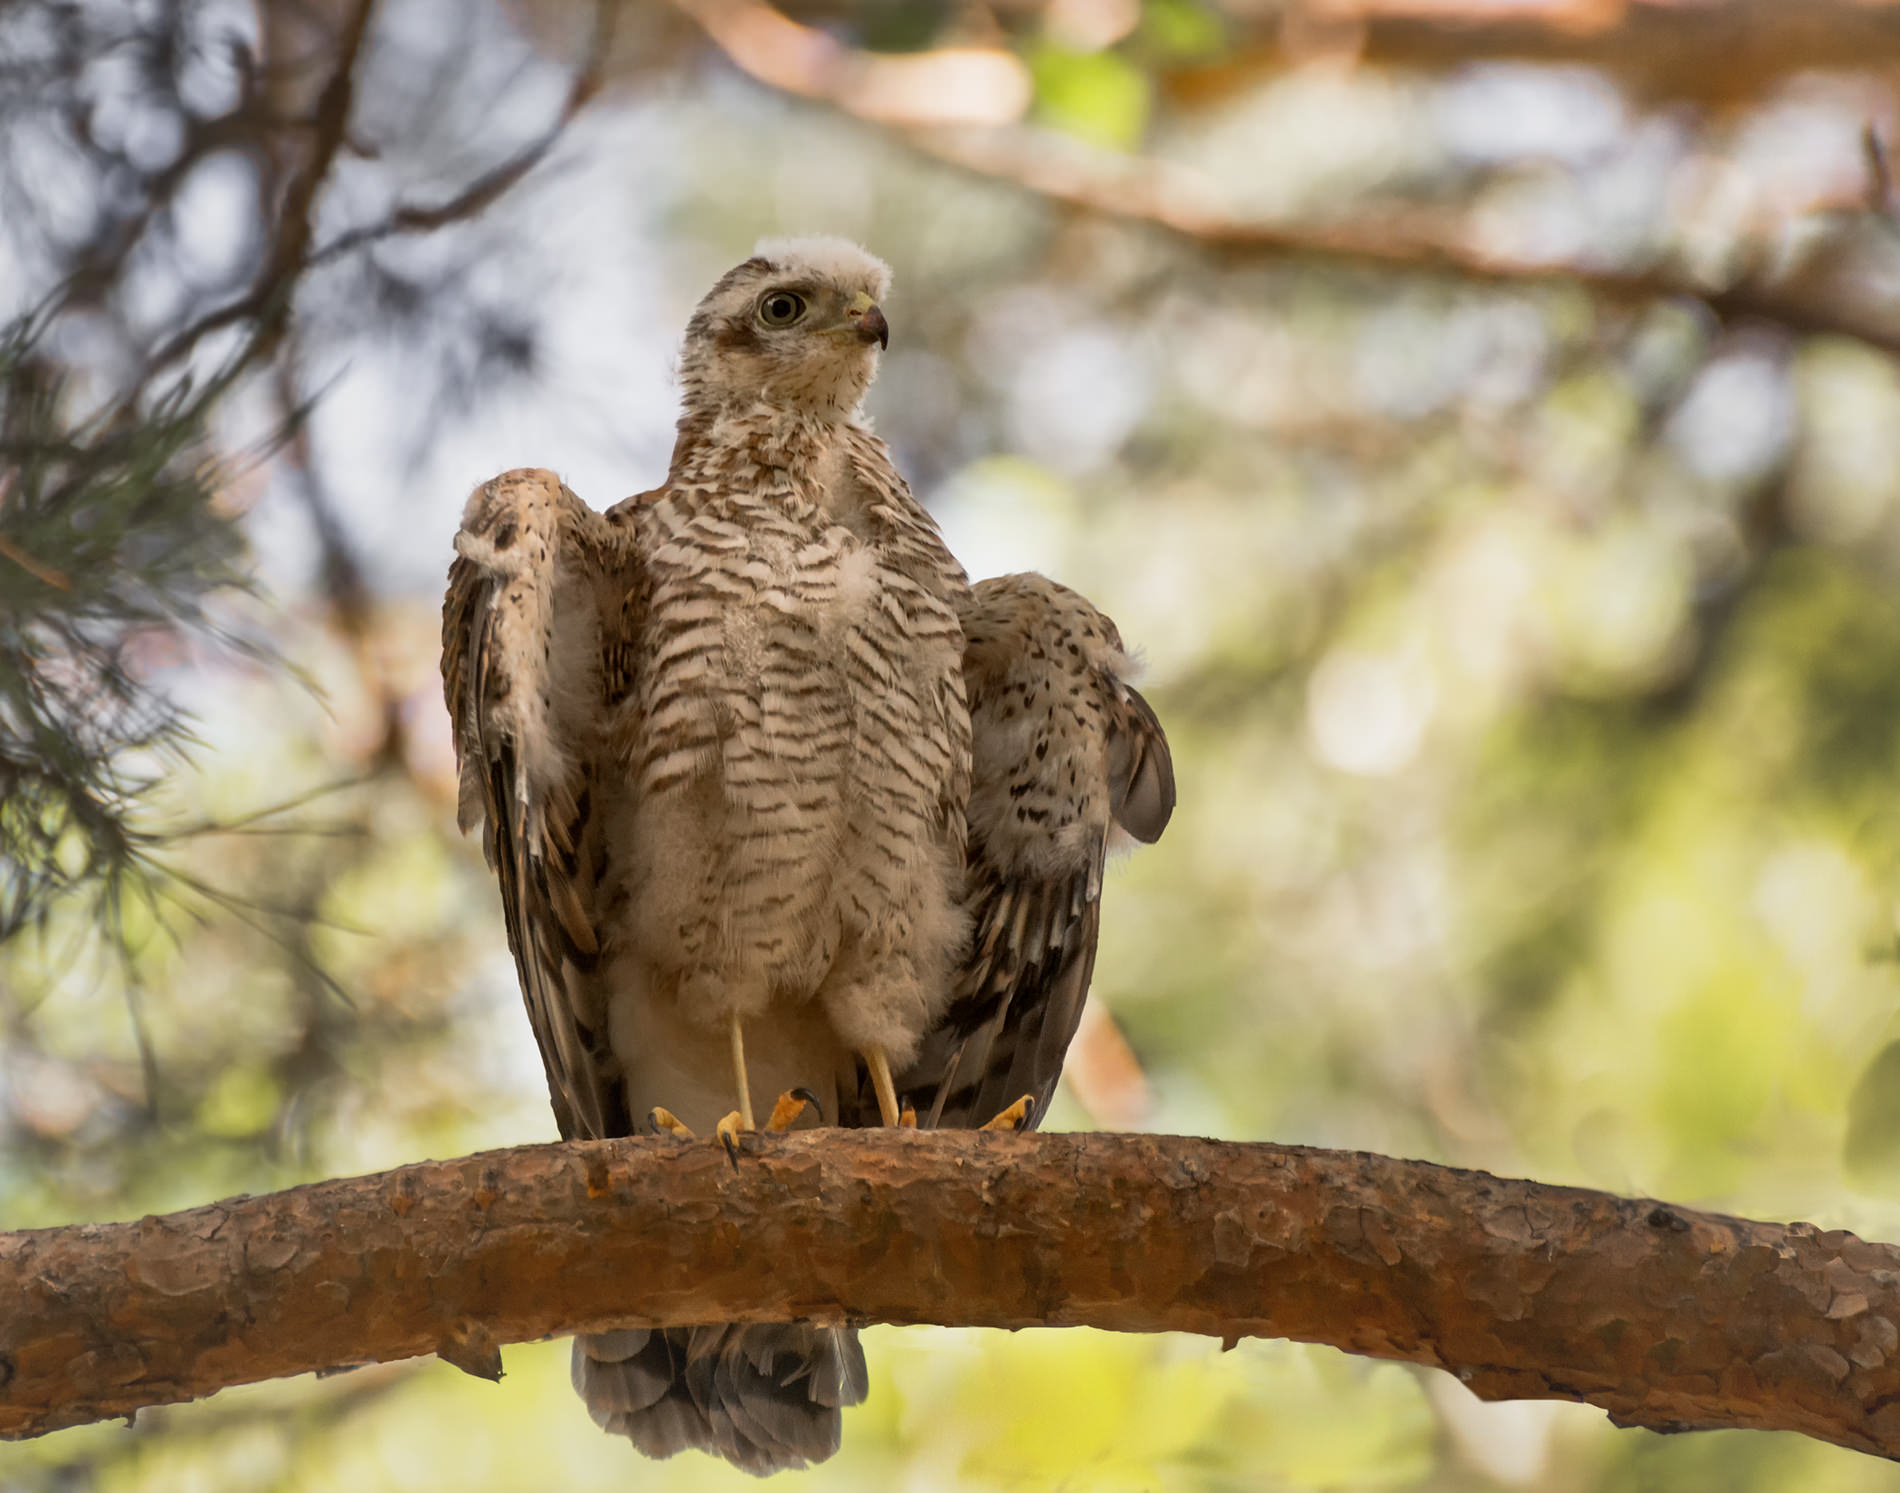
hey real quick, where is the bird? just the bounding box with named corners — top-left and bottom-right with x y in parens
top-left (440, 237), bottom-right (1173, 1475)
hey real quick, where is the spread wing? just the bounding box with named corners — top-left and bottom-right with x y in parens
top-left (451, 473), bottom-right (864, 1471)
top-left (441, 467), bottom-right (645, 1141)
top-left (901, 573), bottom-right (1174, 1131)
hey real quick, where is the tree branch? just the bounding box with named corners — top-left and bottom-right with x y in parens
top-left (671, 0), bottom-right (1900, 360)
top-left (306, 0), bottom-right (618, 269)
top-left (776, 0), bottom-right (1900, 101)
top-left (1275, 0), bottom-right (1900, 105)
top-left (143, 0), bottom-right (616, 389)
top-left (5, 1131), bottom-right (1900, 1459)
top-left (900, 129), bottom-right (1900, 357)
top-left (142, 0), bottom-right (379, 381)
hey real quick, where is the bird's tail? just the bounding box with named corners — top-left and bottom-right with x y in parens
top-left (573, 1323), bottom-right (868, 1476)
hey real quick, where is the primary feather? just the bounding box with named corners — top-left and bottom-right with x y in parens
top-left (900, 575), bottom-right (1175, 1131)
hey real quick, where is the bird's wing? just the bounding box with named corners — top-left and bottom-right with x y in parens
top-left (901, 573), bottom-right (1175, 1131)
top-left (448, 476), bottom-right (869, 1472)
top-left (442, 468), bottom-right (645, 1141)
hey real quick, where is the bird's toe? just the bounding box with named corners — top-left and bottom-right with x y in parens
top-left (978, 1095), bottom-right (1035, 1133)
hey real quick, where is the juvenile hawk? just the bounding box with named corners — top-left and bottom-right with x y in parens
top-left (441, 239), bottom-right (1173, 1474)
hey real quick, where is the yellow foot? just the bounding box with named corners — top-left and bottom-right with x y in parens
top-left (714, 1110), bottom-right (746, 1168)
top-left (979, 1095), bottom-right (1036, 1133)
top-left (899, 1102), bottom-right (917, 1129)
top-left (648, 1107), bottom-right (695, 1139)
top-left (765, 1087), bottom-right (823, 1132)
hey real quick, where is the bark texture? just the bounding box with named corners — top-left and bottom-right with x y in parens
top-left (4, 1131), bottom-right (1899, 1458)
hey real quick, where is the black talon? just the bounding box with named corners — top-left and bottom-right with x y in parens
top-left (789, 1086), bottom-right (825, 1125)
top-left (721, 1129), bottom-right (742, 1170)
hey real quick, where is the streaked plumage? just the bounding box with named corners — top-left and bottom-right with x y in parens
top-left (441, 239), bottom-right (1173, 1475)
top-left (900, 575), bottom-right (1174, 1131)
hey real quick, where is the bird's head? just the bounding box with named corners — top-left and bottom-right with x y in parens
top-left (677, 237), bottom-right (892, 419)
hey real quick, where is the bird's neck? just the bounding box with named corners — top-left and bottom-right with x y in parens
top-left (668, 397), bottom-right (857, 490)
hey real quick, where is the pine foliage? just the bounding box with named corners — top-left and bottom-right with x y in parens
top-left (0, 313), bottom-right (248, 940)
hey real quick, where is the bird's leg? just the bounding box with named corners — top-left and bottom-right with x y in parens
top-left (862, 1048), bottom-right (915, 1127)
top-left (864, 1047), bottom-right (899, 1126)
top-left (979, 1095), bottom-right (1036, 1133)
top-left (729, 1010), bottom-right (755, 1129)
top-left (714, 1012), bottom-right (756, 1164)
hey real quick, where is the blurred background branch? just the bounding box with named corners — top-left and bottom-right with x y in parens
top-left (1263, 0), bottom-right (1900, 105)
top-left (669, 0), bottom-right (1900, 357)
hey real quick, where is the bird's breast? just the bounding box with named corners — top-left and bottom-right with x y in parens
top-left (635, 498), bottom-right (961, 801)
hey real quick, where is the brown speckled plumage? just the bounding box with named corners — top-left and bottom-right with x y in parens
top-left (441, 240), bottom-right (1172, 1475)
top-left (900, 575), bottom-right (1174, 1131)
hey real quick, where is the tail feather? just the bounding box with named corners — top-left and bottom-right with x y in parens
top-left (573, 1328), bottom-right (681, 1418)
top-left (574, 1324), bottom-right (867, 1476)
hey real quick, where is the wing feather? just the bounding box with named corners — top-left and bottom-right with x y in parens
top-left (442, 467), bottom-right (640, 1141)
top-left (903, 574), bottom-right (1174, 1131)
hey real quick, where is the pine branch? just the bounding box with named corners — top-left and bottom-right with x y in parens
top-left (0, 313), bottom-right (247, 940)
top-left (3, 1130), bottom-right (1898, 1459)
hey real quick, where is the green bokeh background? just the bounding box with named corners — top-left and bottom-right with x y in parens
top-left (8, 1), bottom-right (1900, 1487)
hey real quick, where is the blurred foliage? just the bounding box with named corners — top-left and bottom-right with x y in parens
top-left (11, 0), bottom-right (1900, 1489)
top-left (1029, 43), bottom-right (1152, 147)
top-left (0, 310), bottom-right (249, 941)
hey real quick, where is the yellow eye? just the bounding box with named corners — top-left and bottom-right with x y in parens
top-left (758, 291), bottom-right (807, 327)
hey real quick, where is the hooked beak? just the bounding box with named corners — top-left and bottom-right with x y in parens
top-left (846, 291), bottom-right (889, 350)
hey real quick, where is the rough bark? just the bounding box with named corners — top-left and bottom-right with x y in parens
top-left (4, 1131), bottom-right (1899, 1458)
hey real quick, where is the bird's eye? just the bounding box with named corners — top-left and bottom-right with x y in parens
top-left (757, 291), bottom-right (807, 328)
